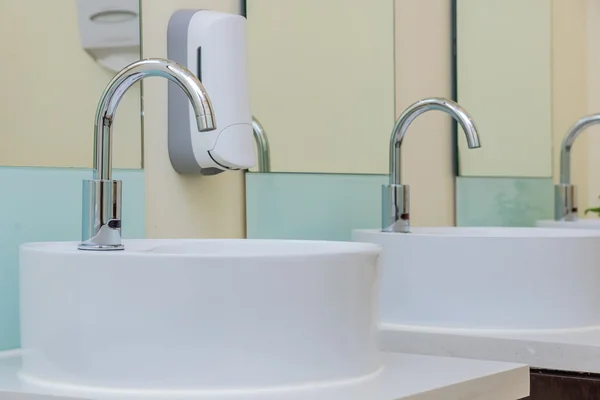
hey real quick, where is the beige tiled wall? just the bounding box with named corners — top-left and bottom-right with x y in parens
top-left (0, 0), bottom-right (142, 169)
top-left (395, 0), bottom-right (455, 226)
top-left (586, 0), bottom-right (600, 210)
top-left (552, 0), bottom-right (589, 215)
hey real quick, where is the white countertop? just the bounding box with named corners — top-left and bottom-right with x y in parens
top-left (381, 323), bottom-right (600, 374)
top-left (0, 350), bottom-right (528, 400)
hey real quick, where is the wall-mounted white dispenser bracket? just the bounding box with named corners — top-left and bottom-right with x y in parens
top-left (76, 0), bottom-right (140, 72)
top-left (167, 10), bottom-right (256, 175)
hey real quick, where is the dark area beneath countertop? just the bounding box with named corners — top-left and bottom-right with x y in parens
top-left (523, 368), bottom-right (600, 400)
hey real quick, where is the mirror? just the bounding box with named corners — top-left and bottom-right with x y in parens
top-left (453, 0), bottom-right (600, 226)
top-left (246, 0), bottom-right (395, 174)
top-left (0, 0), bottom-right (142, 169)
top-left (456, 0), bottom-right (552, 177)
top-left (244, 2), bottom-right (459, 240)
top-left (455, 0), bottom-right (592, 180)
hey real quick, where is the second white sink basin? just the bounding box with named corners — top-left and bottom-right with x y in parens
top-left (536, 219), bottom-right (600, 230)
top-left (353, 227), bottom-right (600, 332)
top-left (19, 239), bottom-right (381, 396)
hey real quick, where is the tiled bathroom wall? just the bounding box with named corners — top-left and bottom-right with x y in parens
top-left (0, 167), bottom-right (145, 351)
top-left (246, 173), bottom-right (555, 241)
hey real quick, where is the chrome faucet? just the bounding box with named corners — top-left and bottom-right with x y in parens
top-left (79, 58), bottom-right (216, 251)
top-left (555, 114), bottom-right (600, 221)
top-left (382, 98), bottom-right (481, 233)
top-left (251, 116), bottom-right (271, 172)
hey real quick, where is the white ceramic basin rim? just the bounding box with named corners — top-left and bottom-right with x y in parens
top-left (353, 227), bottom-right (600, 332)
top-left (390, 226), bottom-right (600, 237)
top-left (19, 239), bottom-right (381, 394)
top-left (22, 238), bottom-right (381, 257)
top-left (536, 219), bottom-right (600, 230)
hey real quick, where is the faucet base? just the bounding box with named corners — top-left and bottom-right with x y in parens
top-left (382, 184), bottom-right (410, 233)
top-left (554, 183), bottom-right (578, 221)
top-left (80, 179), bottom-right (124, 251)
top-left (78, 243), bottom-right (125, 251)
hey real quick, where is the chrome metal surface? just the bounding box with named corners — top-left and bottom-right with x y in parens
top-left (382, 98), bottom-right (481, 233)
top-left (556, 114), bottom-right (600, 221)
top-left (252, 116), bottom-right (271, 172)
top-left (79, 180), bottom-right (124, 250)
top-left (382, 184), bottom-right (410, 233)
top-left (94, 58), bottom-right (216, 181)
top-left (555, 184), bottom-right (578, 222)
top-left (80, 58), bottom-right (217, 250)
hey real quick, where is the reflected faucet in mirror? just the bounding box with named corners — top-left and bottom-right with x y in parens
top-left (555, 114), bottom-right (600, 222)
top-left (252, 116), bottom-right (271, 172)
top-left (79, 58), bottom-right (217, 251)
top-left (382, 98), bottom-right (481, 233)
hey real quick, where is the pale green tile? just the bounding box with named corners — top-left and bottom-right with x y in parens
top-left (0, 167), bottom-right (145, 351)
top-left (456, 177), bottom-right (553, 227)
top-left (246, 172), bottom-right (388, 241)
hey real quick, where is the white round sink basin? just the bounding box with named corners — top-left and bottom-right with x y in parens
top-left (353, 227), bottom-right (600, 331)
top-left (19, 239), bottom-right (381, 395)
top-left (537, 219), bottom-right (600, 230)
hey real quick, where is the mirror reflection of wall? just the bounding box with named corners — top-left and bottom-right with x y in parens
top-left (245, 2), bottom-right (459, 241)
top-left (456, 0), bottom-right (552, 178)
top-left (245, 0), bottom-right (600, 239)
top-left (455, 0), bottom-right (597, 224)
top-left (246, 0), bottom-right (395, 174)
top-left (0, 0), bottom-right (142, 169)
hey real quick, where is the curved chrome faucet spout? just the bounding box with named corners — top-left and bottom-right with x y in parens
top-left (389, 98), bottom-right (480, 185)
top-left (559, 114), bottom-right (600, 185)
top-left (94, 58), bottom-right (216, 180)
top-left (555, 114), bottom-right (600, 221)
top-left (80, 58), bottom-right (217, 251)
top-left (382, 98), bottom-right (481, 233)
top-left (251, 117), bottom-right (271, 172)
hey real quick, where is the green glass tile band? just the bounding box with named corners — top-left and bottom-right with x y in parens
top-left (456, 176), bottom-right (553, 227)
top-left (246, 172), bottom-right (387, 241)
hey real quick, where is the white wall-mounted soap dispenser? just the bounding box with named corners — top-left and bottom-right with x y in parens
top-left (167, 10), bottom-right (256, 175)
top-left (76, 0), bottom-right (140, 72)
